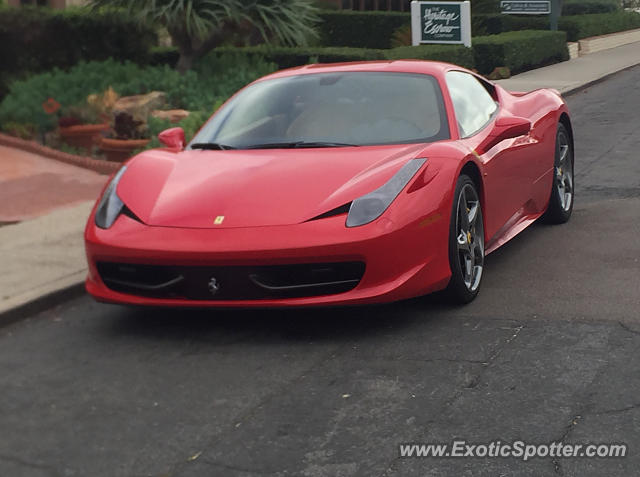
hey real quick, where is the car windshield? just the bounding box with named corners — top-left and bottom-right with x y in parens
top-left (189, 72), bottom-right (450, 149)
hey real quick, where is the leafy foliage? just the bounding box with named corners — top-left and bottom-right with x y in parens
top-left (559, 11), bottom-right (640, 41)
top-left (88, 0), bottom-right (319, 71)
top-left (563, 0), bottom-right (620, 15)
top-left (473, 30), bottom-right (568, 75)
top-left (317, 10), bottom-right (410, 49)
top-left (0, 6), bottom-right (156, 99)
top-left (387, 45), bottom-right (475, 69)
top-left (0, 55), bottom-right (277, 133)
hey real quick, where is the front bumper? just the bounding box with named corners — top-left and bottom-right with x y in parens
top-left (85, 211), bottom-right (451, 308)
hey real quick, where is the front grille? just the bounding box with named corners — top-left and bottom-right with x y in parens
top-left (96, 261), bottom-right (365, 301)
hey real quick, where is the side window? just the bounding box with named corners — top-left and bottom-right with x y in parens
top-left (445, 71), bottom-right (498, 138)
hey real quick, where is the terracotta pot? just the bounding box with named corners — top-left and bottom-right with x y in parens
top-left (99, 137), bottom-right (150, 163)
top-left (58, 123), bottom-right (109, 153)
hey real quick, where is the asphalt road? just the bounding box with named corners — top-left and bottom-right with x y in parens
top-left (2, 66), bottom-right (640, 477)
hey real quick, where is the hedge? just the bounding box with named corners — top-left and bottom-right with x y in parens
top-left (0, 6), bottom-right (156, 98)
top-left (201, 46), bottom-right (387, 70)
top-left (473, 30), bottom-right (568, 75)
top-left (159, 45), bottom-right (473, 72)
top-left (473, 11), bottom-right (640, 39)
top-left (472, 14), bottom-right (549, 36)
top-left (153, 30), bottom-right (567, 76)
top-left (386, 45), bottom-right (475, 69)
top-left (559, 11), bottom-right (640, 41)
top-left (317, 10), bottom-right (410, 49)
top-left (562, 0), bottom-right (619, 16)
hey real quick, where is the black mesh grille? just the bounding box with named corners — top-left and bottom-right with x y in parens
top-left (97, 261), bottom-right (365, 300)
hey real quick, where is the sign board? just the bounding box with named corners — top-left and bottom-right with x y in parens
top-left (500, 1), bottom-right (551, 14)
top-left (411, 1), bottom-right (471, 47)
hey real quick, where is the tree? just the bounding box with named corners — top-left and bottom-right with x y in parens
top-left (89, 0), bottom-right (319, 73)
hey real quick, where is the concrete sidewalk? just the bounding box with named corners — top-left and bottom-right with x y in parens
top-left (1, 38), bottom-right (640, 322)
top-left (496, 40), bottom-right (640, 94)
top-left (0, 201), bottom-right (94, 322)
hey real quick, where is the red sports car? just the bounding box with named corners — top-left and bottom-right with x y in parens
top-left (85, 60), bottom-right (574, 307)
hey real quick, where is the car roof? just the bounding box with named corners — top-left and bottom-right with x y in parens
top-left (258, 60), bottom-right (461, 82)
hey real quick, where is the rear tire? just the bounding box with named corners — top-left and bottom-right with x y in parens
top-left (445, 174), bottom-right (484, 304)
top-left (543, 123), bottom-right (574, 224)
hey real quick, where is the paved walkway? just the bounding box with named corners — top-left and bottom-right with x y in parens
top-left (1, 38), bottom-right (640, 320)
top-left (496, 40), bottom-right (640, 94)
top-left (0, 201), bottom-right (94, 316)
top-left (0, 146), bottom-right (106, 223)
top-left (0, 146), bottom-right (105, 318)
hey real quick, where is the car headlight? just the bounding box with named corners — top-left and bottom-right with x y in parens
top-left (95, 166), bottom-right (127, 229)
top-left (346, 158), bottom-right (426, 227)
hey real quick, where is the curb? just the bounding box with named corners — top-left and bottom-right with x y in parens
top-left (0, 132), bottom-right (121, 175)
top-left (560, 62), bottom-right (640, 97)
top-left (0, 280), bottom-right (86, 329)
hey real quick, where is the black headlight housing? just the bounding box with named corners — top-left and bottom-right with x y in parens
top-left (346, 158), bottom-right (426, 227)
top-left (95, 166), bottom-right (127, 229)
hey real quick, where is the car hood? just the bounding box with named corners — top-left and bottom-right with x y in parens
top-left (116, 144), bottom-right (428, 229)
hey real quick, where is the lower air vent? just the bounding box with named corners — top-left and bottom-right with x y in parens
top-left (97, 261), bottom-right (365, 300)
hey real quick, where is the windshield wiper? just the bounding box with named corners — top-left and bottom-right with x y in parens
top-left (190, 142), bottom-right (236, 150)
top-left (244, 141), bottom-right (357, 149)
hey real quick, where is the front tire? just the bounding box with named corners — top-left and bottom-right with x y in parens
top-left (445, 175), bottom-right (484, 304)
top-left (543, 123), bottom-right (574, 224)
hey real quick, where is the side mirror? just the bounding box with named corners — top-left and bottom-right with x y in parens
top-left (158, 127), bottom-right (185, 151)
top-left (476, 115), bottom-right (531, 155)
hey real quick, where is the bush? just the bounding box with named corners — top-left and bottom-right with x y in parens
top-left (472, 14), bottom-right (549, 36)
top-left (471, 0), bottom-right (501, 13)
top-left (473, 10), bottom-right (640, 40)
top-left (0, 6), bottom-right (157, 99)
top-left (205, 46), bottom-right (386, 70)
top-left (473, 30), bottom-right (568, 74)
top-left (559, 11), bottom-right (640, 41)
top-left (387, 45), bottom-right (475, 69)
top-left (0, 55), bottom-right (276, 133)
top-left (562, 0), bottom-right (620, 15)
top-left (317, 10), bottom-right (410, 49)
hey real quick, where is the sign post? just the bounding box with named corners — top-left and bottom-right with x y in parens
top-left (411, 1), bottom-right (472, 47)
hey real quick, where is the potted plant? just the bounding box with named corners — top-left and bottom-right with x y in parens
top-left (99, 111), bottom-right (151, 162)
top-left (58, 88), bottom-right (118, 153)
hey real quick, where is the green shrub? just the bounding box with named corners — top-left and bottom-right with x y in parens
top-left (387, 45), bottom-right (475, 69)
top-left (317, 10), bottom-right (410, 48)
top-left (0, 55), bottom-right (276, 133)
top-left (473, 30), bottom-right (568, 74)
top-left (562, 0), bottom-right (620, 15)
top-left (472, 13), bottom-right (549, 36)
top-left (473, 11), bottom-right (640, 40)
top-left (471, 0), bottom-right (501, 13)
top-left (206, 46), bottom-right (386, 70)
top-left (0, 6), bottom-right (157, 99)
top-left (559, 11), bottom-right (640, 41)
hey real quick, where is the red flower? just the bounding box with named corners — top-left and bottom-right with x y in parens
top-left (42, 98), bottom-right (61, 115)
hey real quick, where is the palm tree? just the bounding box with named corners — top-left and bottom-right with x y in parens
top-left (89, 0), bottom-right (319, 73)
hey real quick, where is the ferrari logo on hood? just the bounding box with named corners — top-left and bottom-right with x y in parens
top-left (214, 216), bottom-right (225, 225)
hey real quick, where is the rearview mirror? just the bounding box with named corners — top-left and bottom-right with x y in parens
top-left (476, 115), bottom-right (531, 155)
top-left (158, 127), bottom-right (185, 151)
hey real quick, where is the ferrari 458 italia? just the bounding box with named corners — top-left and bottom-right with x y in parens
top-left (85, 60), bottom-right (574, 307)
